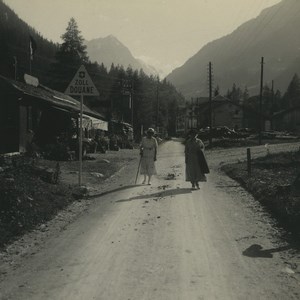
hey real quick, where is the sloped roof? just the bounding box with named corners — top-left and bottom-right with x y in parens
top-left (190, 95), bottom-right (243, 112)
top-left (272, 105), bottom-right (300, 118)
top-left (212, 95), bottom-right (229, 102)
top-left (0, 75), bottom-right (106, 120)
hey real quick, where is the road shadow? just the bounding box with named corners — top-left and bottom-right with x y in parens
top-left (115, 188), bottom-right (193, 203)
top-left (88, 184), bottom-right (144, 199)
top-left (242, 244), bottom-right (291, 258)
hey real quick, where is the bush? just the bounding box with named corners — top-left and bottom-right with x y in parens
top-left (0, 161), bottom-right (73, 247)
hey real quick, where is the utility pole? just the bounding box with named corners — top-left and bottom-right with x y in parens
top-left (191, 98), bottom-right (194, 129)
top-left (259, 57), bottom-right (264, 145)
top-left (13, 56), bottom-right (17, 80)
top-left (208, 62), bottom-right (213, 147)
top-left (122, 79), bottom-right (133, 127)
top-left (270, 80), bottom-right (274, 130)
top-left (156, 76), bottom-right (159, 133)
top-left (196, 97), bottom-right (199, 128)
top-left (129, 87), bottom-right (133, 128)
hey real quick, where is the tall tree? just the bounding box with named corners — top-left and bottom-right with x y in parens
top-left (214, 85), bottom-right (220, 97)
top-left (283, 73), bottom-right (300, 108)
top-left (242, 86), bottom-right (249, 102)
top-left (58, 17), bottom-right (88, 64)
top-left (227, 83), bottom-right (242, 102)
top-left (273, 90), bottom-right (281, 112)
top-left (50, 18), bottom-right (89, 91)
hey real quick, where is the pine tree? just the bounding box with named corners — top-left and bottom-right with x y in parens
top-left (214, 85), bottom-right (220, 97)
top-left (284, 73), bottom-right (300, 108)
top-left (50, 18), bottom-right (89, 91)
top-left (58, 17), bottom-right (88, 65)
top-left (242, 86), bottom-right (249, 102)
top-left (227, 83), bottom-right (242, 102)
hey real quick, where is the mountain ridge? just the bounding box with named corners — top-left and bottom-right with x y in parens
top-left (166, 0), bottom-right (300, 97)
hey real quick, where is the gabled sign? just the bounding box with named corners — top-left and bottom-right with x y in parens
top-left (65, 65), bottom-right (99, 96)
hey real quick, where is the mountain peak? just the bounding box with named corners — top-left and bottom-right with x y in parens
top-left (86, 36), bottom-right (157, 75)
top-left (104, 34), bottom-right (122, 45)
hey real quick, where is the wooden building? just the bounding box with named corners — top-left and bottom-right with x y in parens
top-left (272, 106), bottom-right (300, 133)
top-left (211, 95), bottom-right (243, 129)
top-left (0, 75), bottom-right (106, 154)
top-left (185, 95), bottom-right (243, 131)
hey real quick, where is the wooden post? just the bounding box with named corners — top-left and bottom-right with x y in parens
top-left (130, 92), bottom-right (133, 128)
top-left (13, 56), bottom-right (17, 80)
top-left (79, 94), bottom-right (83, 186)
top-left (259, 57), bottom-right (264, 145)
top-left (156, 77), bottom-right (159, 131)
top-left (208, 62), bottom-right (212, 148)
top-left (247, 148), bottom-right (251, 176)
top-left (270, 79), bottom-right (274, 130)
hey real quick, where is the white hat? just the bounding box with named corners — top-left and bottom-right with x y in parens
top-left (147, 128), bottom-right (155, 134)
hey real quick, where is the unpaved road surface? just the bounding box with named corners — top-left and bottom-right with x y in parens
top-left (0, 140), bottom-right (299, 299)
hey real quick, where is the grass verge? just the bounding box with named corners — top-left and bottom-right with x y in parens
top-left (222, 151), bottom-right (300, 238)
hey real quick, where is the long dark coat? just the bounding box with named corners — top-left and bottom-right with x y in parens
top-left (185, 137), bottom-right (209, 182)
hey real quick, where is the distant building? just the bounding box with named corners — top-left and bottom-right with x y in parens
top-left (185, 97), bottom-right (208, 131)
top-left (175, 105), bottom-right (186, 136)
top-left (272, 106), bottom-right (300, 133)
top-left (185, 95), bottom-right (243, 131)
top-left (210, 95), bottom-right (243, 129)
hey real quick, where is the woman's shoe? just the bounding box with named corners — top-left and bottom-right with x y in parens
top-left (148, 182), bottom-right (151, 185)
top-left (196, 183), bottom-right (200, 189)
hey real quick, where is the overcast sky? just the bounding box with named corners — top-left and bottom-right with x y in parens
top-left (4, 0), bottom-right (281, 76)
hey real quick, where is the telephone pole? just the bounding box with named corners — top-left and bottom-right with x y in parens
top-left (122, 79), bottom-right (134, 128)
top-left (196, 97), bottom-right (199, 128)
top-left (271, 79), bottom-right (274, 130)
top-left (13, 56), bottom-right (17, 80)
top-left (156, 77), bottom-right (159, 132)
top-left (208, 62), bottom-right (213, 147)
top-left (259, 57), bottom-right (264, 145)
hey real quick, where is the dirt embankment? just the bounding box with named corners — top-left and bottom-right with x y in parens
top-left (222, 151), bottom-right (300, 237)
top-left (0, 150), bottom-right (138, 248)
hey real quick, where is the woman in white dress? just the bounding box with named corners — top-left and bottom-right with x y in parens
top-left (140, 128), bottom-right (158, 185)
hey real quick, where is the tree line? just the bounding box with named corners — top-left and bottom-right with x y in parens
top-left (215, 73), bottom-right (300, 129)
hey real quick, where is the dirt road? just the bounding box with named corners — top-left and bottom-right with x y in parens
top-left (0, 140), bottom-right (299, 299)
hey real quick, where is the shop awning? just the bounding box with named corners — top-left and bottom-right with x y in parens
top-left (83, 115), bottom-right (108, 131)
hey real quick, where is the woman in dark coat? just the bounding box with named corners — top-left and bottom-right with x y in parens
top-left (185, 129), bottom-right (209, 189)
